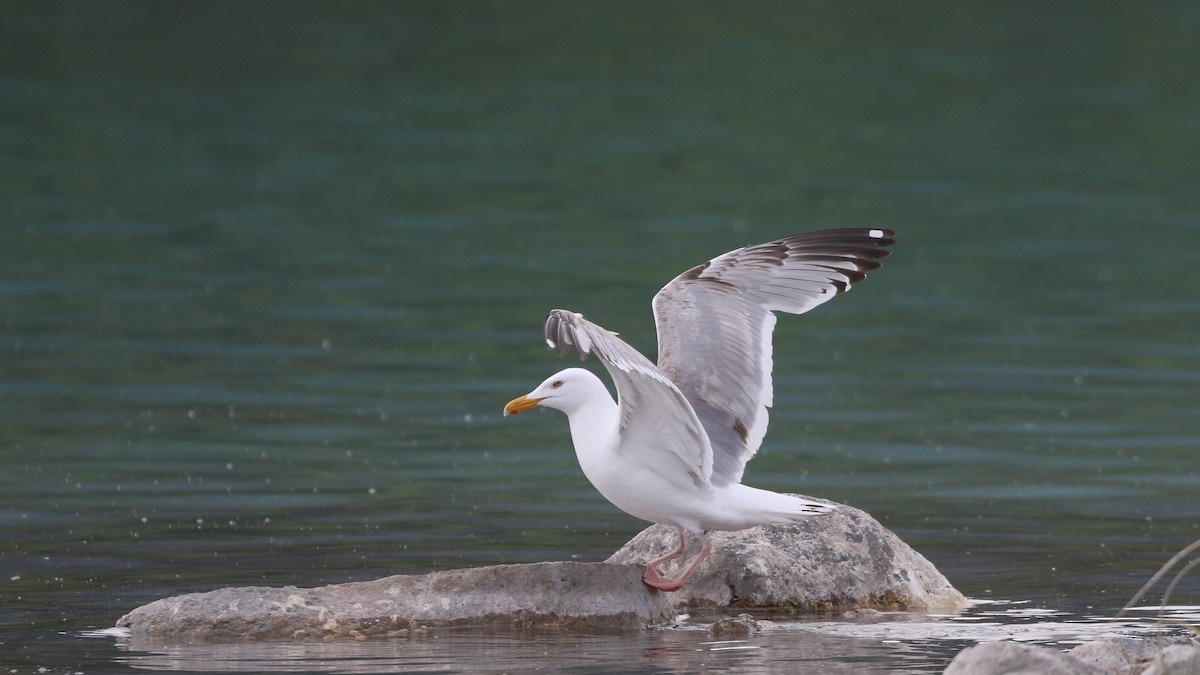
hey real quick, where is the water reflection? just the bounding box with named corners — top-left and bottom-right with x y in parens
top-left (103, 623), bottom-right (946, 674)
top-left (96, 603), bottom-right (1197, 674)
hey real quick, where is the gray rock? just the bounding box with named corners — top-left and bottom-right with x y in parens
top-left (943, 641), bottom-right (1095, 675)
top-left (117, 500), bottom-right (967, 642)
top-left (117, 561), bottom-right (675, 641)
top-left (944, 638), bottom-right (1200, 675)
top-left (1067, 637), bottom-right (1144, 673)
top-left (607, 499), bottom-right (968, 613)
top-left (706, 613), bottom-right (762, 638)
top-left (1142, 642), bottom-right (1200, 675)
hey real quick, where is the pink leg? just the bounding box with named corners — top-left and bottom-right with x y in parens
top-left (643, 529), bottom-right (712, 592)
top-left (646, 528), bottom-right (688, 569)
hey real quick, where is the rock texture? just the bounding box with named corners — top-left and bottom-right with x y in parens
top-left (117, 561), bottom-right (674, 641)
top-left (1141, 643), bottom-right (1200, 675)
top-left (1068, 637), bottom-right (1151, 673)
top-left (706, 613), bottom-right (762, 638)
top-left (117, 499), bottom-right (967, 641)
top-left (943, 637), bottom-right (1200, 675)
top-left (607, 499), bottom-right (967, 614)
top-left (944, 641), bottom-right (1096, 675)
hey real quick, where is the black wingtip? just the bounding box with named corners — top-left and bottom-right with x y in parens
top-left (780, 227), bottom-right (895, 251)
top-left (778, 228), bottom-right (895, 270)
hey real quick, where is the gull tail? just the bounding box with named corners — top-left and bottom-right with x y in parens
top-left (725, 484), bottom-right (836, 526)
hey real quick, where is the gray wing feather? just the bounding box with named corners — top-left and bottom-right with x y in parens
top-left (545, 309), bottom-right (714, 488)
top-left (652, 228), bottom-right (895, 486)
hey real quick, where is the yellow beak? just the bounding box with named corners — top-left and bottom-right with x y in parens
top-left (503, 394), bottom-right (544, 416)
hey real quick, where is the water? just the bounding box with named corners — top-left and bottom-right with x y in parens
top-left (2, 1), bottom-right (1199, 672)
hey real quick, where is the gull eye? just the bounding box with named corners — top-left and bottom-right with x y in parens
top-left (551, 380), bottom-right (563, 388)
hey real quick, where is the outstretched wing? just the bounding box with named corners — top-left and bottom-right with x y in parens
top-left (545, 309), bottom-right (713, 489)
top-left (652, 228), bottom-right (895, 486)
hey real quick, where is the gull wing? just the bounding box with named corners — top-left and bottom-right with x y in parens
top-left (545, 309), bottom-right (713, 489)
top-left (652, 228), bottom-right (895, 486)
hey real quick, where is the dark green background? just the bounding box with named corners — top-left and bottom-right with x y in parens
top-left (2, 2), bottom-right (1197, 671)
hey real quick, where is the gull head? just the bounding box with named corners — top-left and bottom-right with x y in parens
top-left (503, 368), bottom-right (608, 417)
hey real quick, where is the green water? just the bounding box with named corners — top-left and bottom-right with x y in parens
top-left (2, 2), bottom-right (1198, 672)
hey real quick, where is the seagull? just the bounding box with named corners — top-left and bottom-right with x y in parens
top-left (503, 228), bottom-right (894, 591)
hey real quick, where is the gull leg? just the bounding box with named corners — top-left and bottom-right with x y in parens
top-left (643, 530), bottom-right (712, 592)
top-left (647, 527), bottom-right (689, 568)
top-left (642, 527), bottom-right (688, 590)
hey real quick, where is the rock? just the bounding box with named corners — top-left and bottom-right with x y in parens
top-left (1068, 637), bottom-right (1153, 673)
top-left (1065, 634), bottom-right (1185, 667)
top-left (607, 498), bottom-right (968, 614)
top-left (707, 613), bottom-right (762, 638)
top-left (117, 500), bottom-right (968, 642)
top-left (1142, 642), bottom-right (1200, 675)
top-left (117, 561), bottom-right (675, 641)
top-left (944, 638), bottom-right (1200, 675)
top-left (943, 641), bottom-right (1095, 675)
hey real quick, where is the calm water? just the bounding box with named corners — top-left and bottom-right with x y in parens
top-left (3, 2), bottom-right (1199, 672)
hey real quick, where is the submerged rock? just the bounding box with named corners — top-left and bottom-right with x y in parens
top-left (117, 499), bottom-right (966, 641)
top-left (117, 561), bottom-right (675, 641)
top-left (607, 498), bottom-right (968, 614)
top-left (707, 613), bottom-right (762, 638)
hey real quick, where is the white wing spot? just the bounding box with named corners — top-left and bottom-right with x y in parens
top-left (869, 229), bottom-right (885, 238)
top-left (546, 338), bottom-right (557, 349)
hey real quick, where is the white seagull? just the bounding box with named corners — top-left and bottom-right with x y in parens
top-left (504, 228), bottom-right (895, 591)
